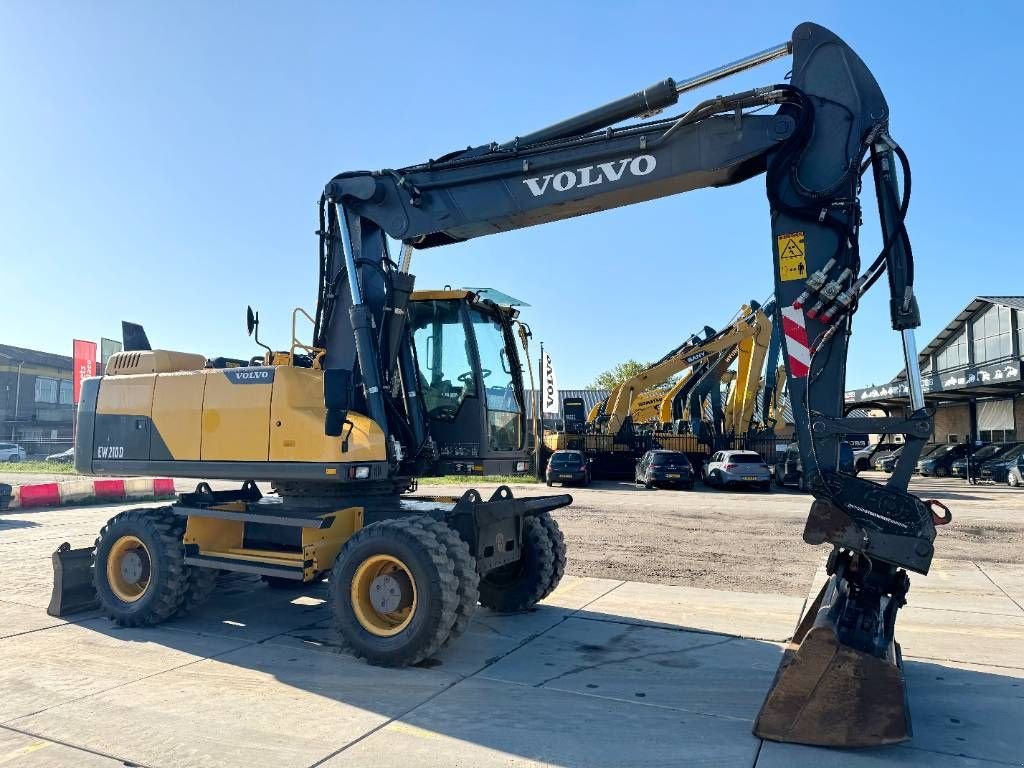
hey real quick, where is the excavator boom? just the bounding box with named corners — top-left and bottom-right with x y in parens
top-left (316, 23), bottom-right (937, 747)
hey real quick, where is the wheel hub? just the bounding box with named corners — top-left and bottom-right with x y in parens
top-left (119, 551), bottom-right (147, 585)
top-left (351, 554), bottom-right (418, 636)
top-left (106, 534), bottom-right (152, 603)
top-left (369, 572), bottom-right (413, 614)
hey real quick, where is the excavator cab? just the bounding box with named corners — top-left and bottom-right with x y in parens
top-left (407, 289), bottom-right (531, 476)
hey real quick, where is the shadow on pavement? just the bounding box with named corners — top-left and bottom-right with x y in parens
top-left (29, 571), bottom-right (1020, 767)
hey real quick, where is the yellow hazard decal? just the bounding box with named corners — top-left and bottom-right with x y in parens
top-left (777, 232), bottom-right (807, 282)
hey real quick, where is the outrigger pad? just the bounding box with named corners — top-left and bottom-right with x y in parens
top-left (47, 542), bottom-right (99, 617)
top-left (753, 584), bottom-right (911, 747)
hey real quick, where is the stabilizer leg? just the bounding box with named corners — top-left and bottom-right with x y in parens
top-left (754, 550), bottom-right (912, 747)
top-left (47, 542), bottom-right (99, 617)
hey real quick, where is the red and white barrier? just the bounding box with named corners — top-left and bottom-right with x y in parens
top-left (1, 477), bottom-right (177, 510)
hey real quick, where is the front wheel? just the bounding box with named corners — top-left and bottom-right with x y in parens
top-left (1009, 471), bottom-right (1021, 488)
top-left (8, 455), bottom-right (20, 463)
top-left (92, 507), bottom-right (188, 627)
top-left (330, 518), bottom-right (459, 667)
top-left (479, 513), bottom-right (564, 613)
top-left (935, 466), bottom-right (950, 478)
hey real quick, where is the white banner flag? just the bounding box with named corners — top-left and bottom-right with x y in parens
top-left (542, 351), bottom-right (559, 416)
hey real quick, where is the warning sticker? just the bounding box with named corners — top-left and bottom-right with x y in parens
top-left (777, 232), bottom-right (807, 282)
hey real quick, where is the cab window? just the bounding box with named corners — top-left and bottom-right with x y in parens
top-left (469, 308), bottom-right (522, 451)
top-left (409, 300), bottom-right (476, 421)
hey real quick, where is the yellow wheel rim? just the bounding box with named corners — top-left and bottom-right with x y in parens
top-left (350, 554), bottom-right (417, 637)
top-left (106, 535), bottom-right (152, 603)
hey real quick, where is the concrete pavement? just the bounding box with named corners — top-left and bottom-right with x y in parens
top-left (1, 501), bottom-right (1022, 767)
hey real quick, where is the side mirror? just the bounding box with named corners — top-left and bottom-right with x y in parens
top-left (246, 306), bottom-right (257, 337)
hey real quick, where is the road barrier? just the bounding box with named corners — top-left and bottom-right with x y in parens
top-left (0, 477), bottom-right (177, 510)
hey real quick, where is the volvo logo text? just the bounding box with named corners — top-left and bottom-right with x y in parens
top-left (522, 155), bottom-right (657, 197)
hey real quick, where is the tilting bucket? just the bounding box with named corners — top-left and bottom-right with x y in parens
top-left (753, 581), bottom-right (912, 747)
top-left (47, 542), bottom-right (99, 617)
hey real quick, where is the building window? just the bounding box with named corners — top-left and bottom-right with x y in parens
top-left (980, 429), bottom-right (1016, 443)
top-left (1016, 309), bottom-right (1024, 356)
top-left (34, 377), bottom-right (59, 404)
top-left (947, 434), bottom-right (959, 443)
top-left (935, 329), bottom-right (967, 370)
top-left (59, 380), bottom-right (73, 405)
top-left (971, 304), bottom-right (1012, 364)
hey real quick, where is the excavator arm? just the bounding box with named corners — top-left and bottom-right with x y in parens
top-left (593, 303), bottom-right (767, 435)
top-left (319, 23), bottom-right (937, 747)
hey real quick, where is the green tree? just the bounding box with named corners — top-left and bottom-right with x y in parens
top-left (590, 359), bottom-right (681, 392)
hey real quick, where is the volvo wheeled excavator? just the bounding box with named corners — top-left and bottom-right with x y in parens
top-left (53, 23), bottom-right (945, 747)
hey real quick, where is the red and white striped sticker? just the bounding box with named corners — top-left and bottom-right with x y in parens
top-left (781, 305), bottom-right (811, 378)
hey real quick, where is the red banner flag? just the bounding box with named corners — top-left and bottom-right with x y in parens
top-left (72, 339), bottom-right (97, 404)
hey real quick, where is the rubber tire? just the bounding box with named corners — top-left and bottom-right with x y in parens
top-left (935, 466), bottom-right (950, 478)
top-left (92, 507), bottom-right (187, 627)
top-left (330, 518), bottom-right (458, 667)
top-left (479, 514), bottom-right (559, 613)
top-left (535, 512), bottom-right (566, 602)
top-left (546, 481), bottom-right (553, 487)
top-left (8, 455), bottom-right (20, 463)
top-left (410, 517), bottom-right (480, 648)
top-left (178, 567), bottom-right (220, 616)
top-left (1009, 471), bottom-right (1020, 488)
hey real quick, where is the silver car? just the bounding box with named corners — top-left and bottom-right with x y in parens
top-left (704, 449), bottom-right (771, 491)
top-left (0, 442), bottom-right (27, 462)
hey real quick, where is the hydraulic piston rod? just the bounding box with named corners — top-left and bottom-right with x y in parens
top-left (673, 42), bottom-right (792, 96)
top-left (506, 40), bottom-right (791, 149)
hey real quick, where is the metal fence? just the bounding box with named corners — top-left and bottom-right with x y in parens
top-left (542, 430), bottom-right (788, 479)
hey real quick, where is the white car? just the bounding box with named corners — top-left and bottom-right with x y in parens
top-left (703, 449), bottom-right (771, 490)
top-left (0, 442), bottom-right (27, 462)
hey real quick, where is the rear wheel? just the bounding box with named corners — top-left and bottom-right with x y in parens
top-left (410, 517), bottom-right (480, 647)
top-left (178, 566), bottom-right (220, 616)
top-left (479, 513), bottom-right (562, 612)
top-left (92, 507), bottom-right (187, 627)
top-left (935, 466), bottom-right (950, 478)
top-left (330, 518), bottom-right (458, 667)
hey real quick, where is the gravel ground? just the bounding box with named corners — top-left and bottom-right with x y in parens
top-left (4, 470), bottom-right (1021, 599)
top-left (420, 471), bottom-right (1024, 598)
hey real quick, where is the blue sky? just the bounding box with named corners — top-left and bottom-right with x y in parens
top-left (2, 2), bottom-right (1021, 388)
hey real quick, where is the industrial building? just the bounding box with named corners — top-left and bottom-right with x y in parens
top-left (846, 296), bottom-right (1024, 444)
top-left (0, 344), bottom-right (75, 456)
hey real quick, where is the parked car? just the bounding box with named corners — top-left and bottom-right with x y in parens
top-left (978, 444), bottom-right (1024, 487)
top-left (545, 450), bottom-right (591, 487)
top-left (853, 441), bottom-right (902, 472)
top-left (951, 443), bottom-right (1019, 482)
top-left (877, 443), bottom-right (939, 473)
top-left (45, 447), bottom-right (76, 464)
top-left (0, 442), bottom-right (27, 463)
top-left (705, 450), bottom-right (771, 490)
top-left (916, 443), bottom-right (971, 477)
top-left (634, 450), bottom-right (694, 490)
top-left (775, 442), bottom-right (856, 490)
top-left (874, 445), bottom-right (902, 471)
